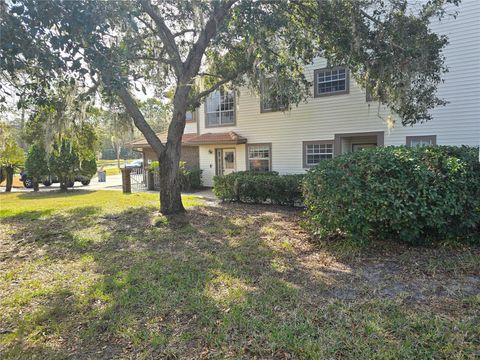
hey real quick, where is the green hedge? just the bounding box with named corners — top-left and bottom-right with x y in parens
top-left (303, 146), bottom-right (480, 245)
top-left (213, 171), bottom-right (303, 206)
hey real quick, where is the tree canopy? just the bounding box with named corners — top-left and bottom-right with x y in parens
top-left (0, 121), bottom-right (25, 191)
top-left (1, 0), bottom-right (459, 212)
top-left (0, 122), bottom-right (24, 168)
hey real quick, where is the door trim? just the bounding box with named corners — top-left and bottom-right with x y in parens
top-left (334, 131), bottom-right (384, 156)
top-left (215, 148), bottom-right (223, 176)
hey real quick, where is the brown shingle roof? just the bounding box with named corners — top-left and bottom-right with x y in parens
top-left (129, 131), bottom-right (247, 148)
top-left (128, 132), bottom-right (198, 148)
top-left (185, 132), bottom-right (247, 145)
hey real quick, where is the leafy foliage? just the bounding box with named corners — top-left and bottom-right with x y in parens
top-left (0, 122), bottom-right (25, 168)
top-left (303, 146), bottom-right (480, 244)
top-left (2, 0), bottom-right (459, 126)
top-left (49, 140), bottom-right (80, 188)
top-left (0, 122), bottom-right (25, 190)
top-left (22, 97), bottom-right (98, 189)
top-left (150, 161), bottom-right (202, 191)
top-left (2, 0), bottom-right (460, 212)
top-left (24, 143), bottom-right (49, 183)
top-left (213, 171), bottom-right (303, 206)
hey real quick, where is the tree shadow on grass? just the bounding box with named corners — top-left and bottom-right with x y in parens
top-left (15, 189), bottom-right (93, 200)
top-left (0, 209), bottom-right (55, 221)
top-left (1, 202), bottom-right (478, 359)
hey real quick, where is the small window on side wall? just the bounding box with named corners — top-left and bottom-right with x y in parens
top-left (365, 83), bottom-right (377, 102)
top-left (248, 144), bottom-right (271, 172)
top-left (406, 135), bottom-right (437, 147)
top-left (260, 78), bottom-right (288, 113)
top-left (314, 66), bottom-right (349, 97)
top-left (303, 141), bottom-right (334, 168)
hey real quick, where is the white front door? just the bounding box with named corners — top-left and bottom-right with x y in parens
top-left (222, 149), bottom-right (236, 175)
top-left (352, 143), bottom-right (376, 152)
top-left (215, 148), bottom-right (236, 176)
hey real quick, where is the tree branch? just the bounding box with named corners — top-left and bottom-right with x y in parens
top-left (183, 0), bottom-right (239, 79)
top-left (115, 84), bottom-right (165, 156)
top-left (77, 77), bottom-right (100, 101)
top-left (139, 0), bottom-right (183, 78)
top-left (359, 10), bottom-right (406, 52)
top-left (197, 72), bottom-right (224, 79)
top-left (190, 75), bottom-right (238, 106)
top-left (173, 29), bottom-right (197, 38)
top-left (130, 55), bottom-right (177, 67)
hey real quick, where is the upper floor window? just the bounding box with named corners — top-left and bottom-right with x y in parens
top-left (406, 135), bottom-right (437, 147)
top-left (314, 66), bottom-right (349, 97)
top-left (365, 84), bottom-right (375, 102)
top-left (205, 89), bottom-right (235, 127)
top-left (303, 141), bottom-right (334, 168)
top-left (185, 110), bottom-right (196, 123)
top-left (260, 78), bottom-right (288, 113)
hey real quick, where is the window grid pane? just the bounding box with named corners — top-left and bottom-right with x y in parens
top-left (411, 139), bottom-right (433, 147)
top-left (206, 90), bottom-right (235, 126)
top-left (316, 68), bottom-right (347, 95)
top-left (261, 78), bottom-right (288, 111)
top-left (306, 143), bottom-right (333, 165)
top-left (248, 145), bottom-right (270, 172)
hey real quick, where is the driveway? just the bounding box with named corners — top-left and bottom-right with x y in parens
top-left (4, 174), bottom-right (217, 200)
top-left (3, 174), bottom-right (123, 193)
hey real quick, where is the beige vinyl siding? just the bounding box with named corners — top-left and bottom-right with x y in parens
top-left (197, 58), bottom-right (390, 176)
top-left (196, 0), bottom-right (479, 180)
top-left (384, 0), bottom-right (480, 146)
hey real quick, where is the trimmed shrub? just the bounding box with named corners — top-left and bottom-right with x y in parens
top-left (179, 163), bottom-right (202, 191)
top-left (213, 171), bottom-right (303, 206)
top-left (303, 146), bottom-right (480, 245)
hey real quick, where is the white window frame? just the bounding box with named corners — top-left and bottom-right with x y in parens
top-left (247, 144), bottom-right (272, 172)
top-left (260, 78), bottom-right (288, 113)
top-left (314, 66), bottom-right (349, 97)
top-left (406, 135), bottom-right (437, 147)
top-left (303, 141), bottom-right (334, 168)
top-left (205, 89), bottom-right (235, 127)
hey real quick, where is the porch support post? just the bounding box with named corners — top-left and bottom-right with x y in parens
top-left (121, 168), bottom-right (132, 194)
top-left (147, 169), bottom-right (155, 191)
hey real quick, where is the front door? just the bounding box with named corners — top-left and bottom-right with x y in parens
top-left (215, 148), bottom-right (236, 176)
top-left (352, 143), bottom-right (376, 152)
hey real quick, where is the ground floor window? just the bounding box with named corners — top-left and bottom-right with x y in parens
top-left (248, 144), bottom-right (271, 172)
top-left (303, 141), bottom-right (334, 168)
top-left (406, 135), bottom-right (437, 147)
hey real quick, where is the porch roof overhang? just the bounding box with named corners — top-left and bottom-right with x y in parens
top-left (184, 132), bottom-right (247, 145)
top-left (127, 133), bottom-right (198, 149)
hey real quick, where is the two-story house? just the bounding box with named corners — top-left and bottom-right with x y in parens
top-left (130, 0), bottom-right (480, 187)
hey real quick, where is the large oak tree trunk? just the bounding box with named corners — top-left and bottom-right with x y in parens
top-left (157, 86), bottom-right (190, 215)
top-left (158, 143), bottom-right (185, 214)
top-left (115, 78), bottom-right (191, 215)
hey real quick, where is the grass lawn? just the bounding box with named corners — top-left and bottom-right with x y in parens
top-left (0, 191), bottom-right (479, 358)
top-left (94, 167), bottom-right (121, 177)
